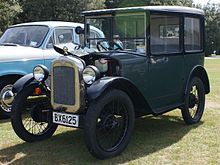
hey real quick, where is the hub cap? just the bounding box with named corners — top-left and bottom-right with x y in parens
top-left (0, 85), bottom-right (14, 112)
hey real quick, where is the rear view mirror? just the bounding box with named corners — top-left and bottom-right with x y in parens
top-left (75, 26), bottom-right (84, 34)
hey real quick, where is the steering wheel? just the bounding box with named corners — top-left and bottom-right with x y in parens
top-left (109, 41), bottom-right (123, 50)
top-left (74, 44), bottom-right (81, 50)
top-left (97, 40), bottom-right (108, 51)
top-left (97, 40), bottom-right (123, 51)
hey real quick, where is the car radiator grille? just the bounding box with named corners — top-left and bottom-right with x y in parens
top-left (53, 66), bottom-right (75, 105)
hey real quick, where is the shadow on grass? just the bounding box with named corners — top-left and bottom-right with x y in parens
top-left (0, 117), bottom-right (10, 124)
top-left (0, 114), bottom-right (202, 165)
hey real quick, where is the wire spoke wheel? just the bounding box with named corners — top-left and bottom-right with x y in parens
top-left (188, 85), bottom-right (200, 118)
top-left (11, 85), bottom-right (57, 142)
top-left (96, 99), bottom-right (129, 151)
top-left (181, 77), bottom-right (205, 124)
top-left (20, 96), bottom-right (51, 136)
top-left (85, 89), bottom-right (134, 159)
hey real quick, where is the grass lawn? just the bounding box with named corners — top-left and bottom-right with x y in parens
top-left (0, 59), bottom-right (220, 165)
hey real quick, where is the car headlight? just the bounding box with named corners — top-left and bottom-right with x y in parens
top-left (83, 66), bottom-right (100, 85)
top-left (33, 65), bottom-right (49, 82)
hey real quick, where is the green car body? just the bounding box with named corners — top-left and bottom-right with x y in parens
top-left (11, 6), bottom-right (210, 159)
top-left (81, 6), bottom-right (209, 114)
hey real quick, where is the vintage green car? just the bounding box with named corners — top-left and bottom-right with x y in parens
top-left (10, 6), bottom-right (210, 159)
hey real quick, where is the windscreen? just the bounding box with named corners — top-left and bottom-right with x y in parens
top-left (86, 13), bottom-right (146, 54)
top-left (0, 25), bottom-right (49, 47)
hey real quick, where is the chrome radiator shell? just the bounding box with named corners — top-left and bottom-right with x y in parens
top-left (51, 56), bottom-right (84, 113)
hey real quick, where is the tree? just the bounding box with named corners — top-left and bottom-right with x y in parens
top-left (105, 0), bottom-right (193, 8)
top-left (203, 3), bottom-right (220, 55)
top-left (86, 0), bottom-right (105, 10)
top-left (0, 0), bottom-right (21, 34)
top-left (16, 0), bottom-right (105, 24)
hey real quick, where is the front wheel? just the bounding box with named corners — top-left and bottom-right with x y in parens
top-left (84, 89), bottom-right (135, 159)
top-left (0, 78), bottom-right (18, 118)
top-left (11, 84), bottom-right (58, 142)
top-left (181, 77), bottom-right (205, 124)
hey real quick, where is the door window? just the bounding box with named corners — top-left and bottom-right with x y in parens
top-left (54, 29), bottom-right (73, 44)
top-left (184, 17), bottom-right (202, 51)
top-left (114, 14), bottom-right (146, 53)
top-left (150, 14), bottom-right (180, 54)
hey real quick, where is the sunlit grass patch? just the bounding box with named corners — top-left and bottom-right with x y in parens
top-left (0, 59), bottom-right (219, 165)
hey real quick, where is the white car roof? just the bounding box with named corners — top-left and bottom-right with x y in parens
top-left (10, 21), bottom-right (84, 28)
top-left (9, 21), bottom-right (105, 37)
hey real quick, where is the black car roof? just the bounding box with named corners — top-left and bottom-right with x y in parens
top-left (82, 6), bottom-right (204, 16)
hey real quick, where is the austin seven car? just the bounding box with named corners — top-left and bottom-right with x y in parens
top-left (10, 6), bottom-right (209, 159)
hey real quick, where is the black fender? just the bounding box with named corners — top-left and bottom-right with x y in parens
top-left (87, 76), bottom-right (152, 115)
top-left (185, 65), bottom-right (210, 95)
top-left (12, 73), bottom-right (37, 93)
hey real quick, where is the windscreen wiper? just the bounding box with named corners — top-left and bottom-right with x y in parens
top-left (0, 43), bottom-right (19, 46)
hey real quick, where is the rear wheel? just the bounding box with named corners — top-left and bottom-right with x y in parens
top-left (181, 77), bottom-right (205, 124)
top-left (84, 89), bottom-right (135, 159)
top-left (11, 84), bottom-right (57, 142)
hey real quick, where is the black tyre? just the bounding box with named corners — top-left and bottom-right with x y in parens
top-left (11, 84), bottom-right (58, 142)
top-left (181, 77), bottom-right (205, 124)
top-left (84, 89), bottom-right (135, 159)
top-left (0, 78), bottom-right (18, 118)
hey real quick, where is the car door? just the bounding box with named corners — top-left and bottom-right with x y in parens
top-left (147, 13), bottom-right (184, 112)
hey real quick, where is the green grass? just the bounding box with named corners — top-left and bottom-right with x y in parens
top-left (205, 59), bottom-right (220, 109)
top-left (0, 59), bottom-right (220, 165)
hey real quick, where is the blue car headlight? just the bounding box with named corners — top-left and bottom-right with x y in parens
top-left (33, 65), bottom-right (49, 82)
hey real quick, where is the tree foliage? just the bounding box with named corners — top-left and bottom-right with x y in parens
top-left (17, 0), bottom-right (104, 24)
top-left (203, 3), bottom-right (220, 55)
top-left (105, 0), bottom-right (193, 8)
top-left (86, 0), bottom-right (105, 10)
top-left (0, 0), bottom-right (21, 34)
top-left (0, 0), bottom-right (219, 55)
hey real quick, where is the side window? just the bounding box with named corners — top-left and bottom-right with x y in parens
top-left (184, 17), bottom-right (202, 52)
top-left (114, 14), bottom-right (146, 53)
top-left (150, 14), bottom-right (180, 54)
top-left (54, 29), bottom-right (73, 45)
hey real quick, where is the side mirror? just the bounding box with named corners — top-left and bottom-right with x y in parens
top-left (75, 26), bottom-right (84, 35)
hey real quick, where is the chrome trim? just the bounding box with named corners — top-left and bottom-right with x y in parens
top-left (0, 85), bottom-right (14, 112)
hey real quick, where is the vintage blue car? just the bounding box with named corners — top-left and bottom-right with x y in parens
top-left (0, 21), bottom-right (104, 118)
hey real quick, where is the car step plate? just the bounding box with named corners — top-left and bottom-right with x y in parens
top-left (53, 112), bottom-right (79, 127)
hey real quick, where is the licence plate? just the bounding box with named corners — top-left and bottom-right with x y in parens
top-left (53, 112), bottom-right (79, 127)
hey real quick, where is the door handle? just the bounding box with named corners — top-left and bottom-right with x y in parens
top-left (149, 56), bottom-right (168, 64)
top-left (163, 57), bottom-right (169, 62)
